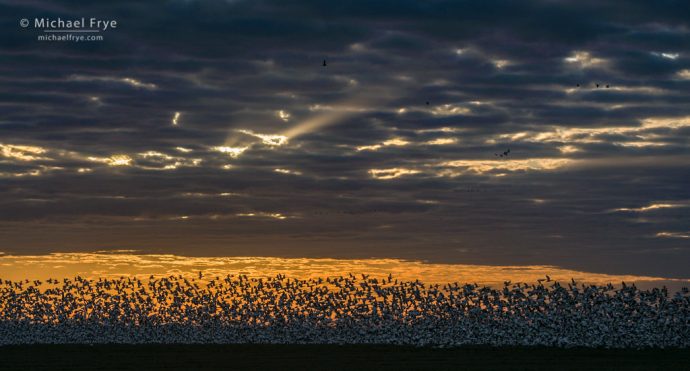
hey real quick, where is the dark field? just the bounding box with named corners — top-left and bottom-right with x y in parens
top-left (0, 345), bottom-right (689, 371)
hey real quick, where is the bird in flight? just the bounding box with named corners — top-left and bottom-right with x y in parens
top-left (495, 149), bottom-right (510, 157)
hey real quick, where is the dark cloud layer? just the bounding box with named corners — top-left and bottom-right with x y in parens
top-left (1, 0), bottom-right (689, 277)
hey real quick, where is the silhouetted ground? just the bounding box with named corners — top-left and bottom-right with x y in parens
top-left (1, 345), bottom-right (689, 370)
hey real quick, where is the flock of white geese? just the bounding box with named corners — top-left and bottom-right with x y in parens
top-left (1, 273), bottom-right (688, 347)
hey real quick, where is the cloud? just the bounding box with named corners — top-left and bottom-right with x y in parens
top-left (87, 155), bottom-right (133, 167)
top-left (172, 112), bottom-right (181, 126)
top-left (612, 202), bottom-right (690, 213)
top-left (369, 168), bottom-right (420, 179)
top-left (0, 144), bottom-right (48, 161)
top-left (564, 51), bottom-right (609, 69)
top-left (656, 231), bottom-right (690, 239)
top-left (436, 158), bottom-right (575, 175)
top-left (356, 138), bottom-right (410, 151)
top-left (213, 146), bottom-right (248, 158)
top-left (68, 75), bottom-right (158, 90)
top-left (277, 110), bottom-right (291, 122)
top-left (237, 130), bottom-right (289, 146)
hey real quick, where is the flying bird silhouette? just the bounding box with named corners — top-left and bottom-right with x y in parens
top-left (495, 149), bottom-right (510, 158)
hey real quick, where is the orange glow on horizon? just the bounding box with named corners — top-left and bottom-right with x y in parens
top-left (0, 252), bottom-right (686, 291)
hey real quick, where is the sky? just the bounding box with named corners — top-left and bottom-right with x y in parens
top-left (0, 0), bottom-right (689, 278)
